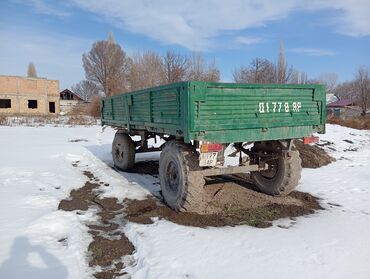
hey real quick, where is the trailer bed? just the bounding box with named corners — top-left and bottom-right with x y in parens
top-left (101, 81), bottom-right (326, 143)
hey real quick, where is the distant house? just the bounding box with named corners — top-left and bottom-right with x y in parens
top-left (60, 89), bottom-right (84, 101)
top-left (0, 75), bottom-right (60, 115)
top-left (59, 89), bottom-right (88, 113)
top-left (326, 93), bottom-right (339, 105)
top-left (327, 99), bottom-right (359, 118)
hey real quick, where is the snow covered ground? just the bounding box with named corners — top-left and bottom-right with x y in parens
top-left (0, 124), bottom-right (369, 278)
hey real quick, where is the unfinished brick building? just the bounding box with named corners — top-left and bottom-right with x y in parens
top-left (0, 75), bottom-right (60, 115)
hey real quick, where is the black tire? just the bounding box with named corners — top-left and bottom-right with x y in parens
top-left (112, 132), bottom-right (135, 170)
top-left (159, 141), bottom-right (204, 211)
top-left (251, 143), bottom-right (302, 196)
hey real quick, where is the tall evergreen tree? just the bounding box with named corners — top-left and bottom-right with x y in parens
top-left (27, 62), bottom-right (37, 78)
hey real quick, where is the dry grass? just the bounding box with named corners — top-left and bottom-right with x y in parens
top-left (65, 115), bottom-right (98, 125)
top-left (0, 115), bottom-right (6, 125)
top-left (0, 115), bottom-right (98, 126)
top-left (87, 96), bottom-right (101, 117)
top-left (327, 115), bottom-right (370, 130)
top-left (66, 105), bottom-right (88, 116)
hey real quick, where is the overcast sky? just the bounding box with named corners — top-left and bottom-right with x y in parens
top-left (0, 0), bottom-right (369, 89)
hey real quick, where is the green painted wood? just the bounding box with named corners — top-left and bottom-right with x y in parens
top-left (101, 81), bottom-right (326, 143)
top-left (189, 125), bottom-right (319, 143)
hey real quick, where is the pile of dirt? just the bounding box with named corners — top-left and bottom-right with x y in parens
top-left (121, 161), bottom-right (323, 224)
top-left (58, 168), bottom-right (134, 279)
top-left (125, 175), bottom-right (322, 228)
top-left (125, 190), bottom-right (321, 228)
top-left (295, 140), bottom-right (335, 168)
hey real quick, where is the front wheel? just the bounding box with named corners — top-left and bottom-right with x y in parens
top-left (251, 144), bottom-right (302, 196)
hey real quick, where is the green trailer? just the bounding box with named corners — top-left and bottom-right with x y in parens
top-left (101, 81), bottom-right (326, 211)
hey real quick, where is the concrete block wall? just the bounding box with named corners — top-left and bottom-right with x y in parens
top-left (0, 76), bottom-right (60, 115)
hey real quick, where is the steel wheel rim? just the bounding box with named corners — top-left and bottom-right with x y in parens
top-left (260, 159), bottom-right (279, 179)
top-left (165, 161), bottom-right (180, 194)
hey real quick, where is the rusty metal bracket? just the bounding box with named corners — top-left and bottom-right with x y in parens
top-left (189, 163), bottom-right (267, 177)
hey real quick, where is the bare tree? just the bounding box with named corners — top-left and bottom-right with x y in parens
top-left (355, 66), bottom-right (370, 115)
top-left (82, 33), bottom-right (131, 96)
top-left (277, 41), bottom-right (286, 83)
top-left (203, 60), bottom-right (220, 82)
top-left (299, 71), bottom-right (308, 84)
top-left (71, 80), bottom-right (100, 101)
top-left (27, 62), bottom-right (37, 78)
top-left (234, 58), bottom-right (276, 84)
top-left (334, 81), bottom-right (357, 102)
top-left (277, 41), bottom-right (292, 84)
top-left (187, 53), bottom-right (205, 81)
top-left (233, 66), bottom-right (249, 83)
top-left (315, 73), bottom-right (338, 93)
top-left (129, 51), bottom-right (164, 91)
top-left (187, 53), bottom-right (220, 82)
top-left (290, 68), bottom-right (299, 84)
top-left (162, 51), bottom-right (189, 83)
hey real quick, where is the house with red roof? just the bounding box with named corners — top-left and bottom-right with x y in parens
top-left (327, 98), bottom-right (359, 118)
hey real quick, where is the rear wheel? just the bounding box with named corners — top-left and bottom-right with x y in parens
top-left (159, 141), bottom-right (204, 211)
top-left (251, 143), bottom-right (302, 196)
top-left (112, 132), bottom-right (135, 170)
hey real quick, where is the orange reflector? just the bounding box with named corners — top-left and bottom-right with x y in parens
top-left (303, 136), bottom-right (319, 144)
top-left (200, 143), bottom-right (224, 153)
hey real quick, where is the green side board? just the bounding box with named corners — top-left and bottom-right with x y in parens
top-left (101, 81), bottom-right (326, 143)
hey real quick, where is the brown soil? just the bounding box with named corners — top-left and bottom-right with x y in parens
top-left (128, 160), bottom-right (159, 175)
top-left (58, 168), bottom-right (134, 279)
top-left (121, 160), bottom-right (323, 219)
top-left (125, 180), bottom-right (322, 228)
top-left (58, 180), bottom-right (99, 211)
top-left (88, 235), bottom-right (134, 267)
top-left (295, 140), bottom-right (335, 168)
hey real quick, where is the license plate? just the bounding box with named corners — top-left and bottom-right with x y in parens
top-left (199, 152), bottom-right (218, 167)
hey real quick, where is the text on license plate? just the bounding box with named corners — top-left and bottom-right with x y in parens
top-left (199, 152), bottom-right (218, 167)
top-left (258, 101), bottom-right (302, 113)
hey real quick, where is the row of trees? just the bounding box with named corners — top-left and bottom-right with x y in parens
top-left (334, 67), bottom-right (370, 115)
top-left (74, 33), bottom-right (370, 115)
top-left (307, 69), bottom-right (370, 115)
top-left (76, 36), bottom-right (303, 100)
top-left (231, 42), bottom-right (370, 115)
top-left (74, 33), bottom-right (219, 99)
top-left (233, 43), bottom-right (308, 84)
